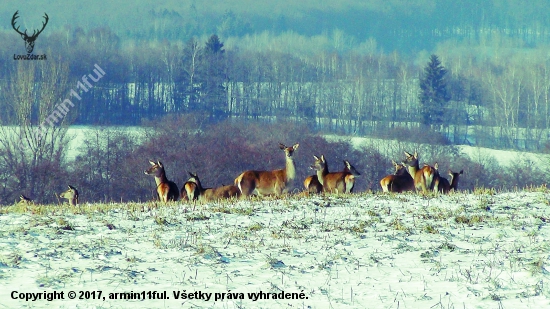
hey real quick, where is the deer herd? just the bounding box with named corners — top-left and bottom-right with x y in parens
top-left (379, 151), bottom-right (463, 194)
top-left (142, 144), bottom-right (463, 204)
top-left (15, 143), bottom-right (463, 206)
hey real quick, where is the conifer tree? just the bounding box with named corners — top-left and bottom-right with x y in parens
top-left (419, 54), bottom-right (449, 129)
top-left (202, 34), bottom-right (227, 122)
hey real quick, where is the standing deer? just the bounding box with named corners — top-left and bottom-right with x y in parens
top-left (310, 155), bottom-right (356, 194)
top-left (181, 178), bottom-right (199, 201)
top-left (186, 172), bottom-right (240, 201)
top-left (59, 185), bottom-right (79, 206)
top-left (305, 160), bottom-right (360, 194)
top-left (343, 160), bottom-right (361, 193)
top-left (380, 160), bottom-right (415, 193)
top-left (234, 143), bottom-right (299, 197)
top-left (403, 151), bottom-right (437, 193)
top-left (144, 160), bottom-right (179, 202)
top-left (11, 11), bottom-right (49, 54)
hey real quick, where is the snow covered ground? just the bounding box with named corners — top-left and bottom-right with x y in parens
top-left (1, 191), bottom-right (550, 308)
top-left (324, 134), bottom-right (550, 168)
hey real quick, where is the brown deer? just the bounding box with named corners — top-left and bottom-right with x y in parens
top-left (235, 143), bottom-right (299, 197)
top-left (403, 151), bottom-right (437, 193)
top-left (310, 155), bottom-right (355, 193)
top-left (304, 160), bottom-right (361, 194)
top-left (343, 160), bottom-right (361, 193)
top-left (432, 164), bottom-right (463, 194)
top-left (449, 169), bottom-right (463, 191)
top-left (303, 173), bottom-right (323, 194)
top-left (181, 178), bottom-right (199, 201)
top-left (144, 160), bottom-right (179, 202)
top-left (59, 185), bottom-right (79, 206)
top-left (18, 194), bottom-right (34, 205)
top-left (433, 163), bottom-right (450, 193)
top-left (11, 11), bottom-right (49, 54)
top-left (380, 160), bottom-right (414, 193)
top-left (186, 172), bottom-right (240, 201)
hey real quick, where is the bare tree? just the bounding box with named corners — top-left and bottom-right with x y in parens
top-left (182, 37), bottom-right (202, 112)
top-left (0, 60), bottom-right (73, 204)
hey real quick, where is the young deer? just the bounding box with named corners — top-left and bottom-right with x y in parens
top-left (403, 151), bottom-right (437, 193)
top-left (59, 185), bottom-right (79, 206)
top-left (186, 172), bottom-right (240, 201)
top-left (380, 160), bottom-right (415, 193)
top-left (310, 155), bottom-right (355, 194)
top-left (235, 143), bottom-right (299, 197)
top-left (144, 160), bottom-right (180, 202)
top-left (304, 160), bottom-right (360, 194)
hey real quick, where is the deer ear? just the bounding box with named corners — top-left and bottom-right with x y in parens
top-left (321, 155), bottom-right (326, 162)
top-left (157, 161), bottom-right (162, 166)
top-left (293, 143), bottom-right (299, 150)
top-left (313, 155), bottom-right (319, 160)
top-left (149, 160), bottom-right (156, 165)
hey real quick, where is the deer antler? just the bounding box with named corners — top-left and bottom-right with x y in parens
top-left (32, 13), bottom-right (49, 38)
top-left (11, 11), bottom-right (25, 36)
top-left (11, 11), bottom-right (49, 39)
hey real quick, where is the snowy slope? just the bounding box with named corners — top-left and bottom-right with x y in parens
top-left (1, 191), bottom-right (550, 308)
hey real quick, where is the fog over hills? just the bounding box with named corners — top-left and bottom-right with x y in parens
top-left (2, 0), bottom-right (550, 54)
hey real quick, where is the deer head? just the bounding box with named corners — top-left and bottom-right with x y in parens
top-left (144, 160), bottom-right (165, 178)
top-left (12, 10), bottom-right (49, 54)
top-left (59, 185), bottom-right (79, 206)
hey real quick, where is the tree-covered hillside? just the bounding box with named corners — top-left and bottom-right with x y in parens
top-left (2, 0), bottom-right (550, 53)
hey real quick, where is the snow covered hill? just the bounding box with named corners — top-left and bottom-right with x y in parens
top-left (1, 191), bottom-right (549, 308)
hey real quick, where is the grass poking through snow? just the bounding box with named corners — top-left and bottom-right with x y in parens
top-left (0, 191), bottom-right (550, 308)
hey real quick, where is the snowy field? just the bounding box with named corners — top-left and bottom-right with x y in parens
top-left (324, 135), bottom-right (550, 168)
top-left (1, 191), bottom-right (550, 308)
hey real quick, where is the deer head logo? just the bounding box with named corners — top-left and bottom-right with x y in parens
top-left (11, 10), bottom-right (49, 54)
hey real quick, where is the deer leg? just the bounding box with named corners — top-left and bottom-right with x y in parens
top-left (419, 177), bottom-right (428, 194)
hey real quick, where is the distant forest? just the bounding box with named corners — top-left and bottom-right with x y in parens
top-left (1, 0), bottom-right (550, 150)
top-left (2, 0), bottom-right (550, 53)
